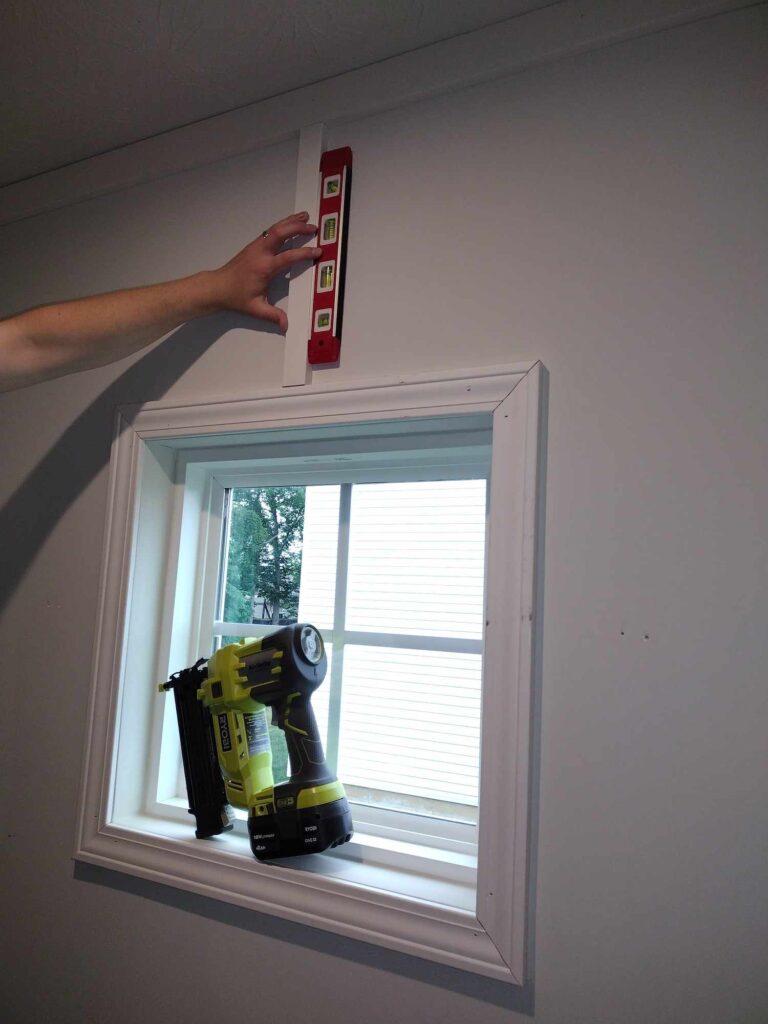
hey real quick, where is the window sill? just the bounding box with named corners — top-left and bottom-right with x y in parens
top-left (80, 811), bottom-right (507, 980)
top-left (142, 799), bottom-right (477, 911)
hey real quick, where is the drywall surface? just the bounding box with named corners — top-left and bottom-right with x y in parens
top-left (1, 7), bottom-right (766, 1023)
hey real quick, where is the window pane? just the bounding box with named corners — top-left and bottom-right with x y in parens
top-left (297, 485), bottom-right (340, 631)
top-left (345, 480), bottom-right (486, 639)
top-left (222, 486), bottom-right (306, 625)
top-left (219, 485), bottom-right (339, 631)
top-left (338, 645), bottom-right (481, 806)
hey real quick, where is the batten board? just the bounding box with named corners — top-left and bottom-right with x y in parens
top-left (283, 123), bottom-right (325, 387)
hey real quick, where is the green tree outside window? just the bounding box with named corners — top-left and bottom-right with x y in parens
top-left (221, 487), bottom-right (306, 783)
top-left (223, 487), bottom-right (305, 626)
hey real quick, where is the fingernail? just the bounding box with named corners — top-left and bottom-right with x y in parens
top-left (314, 248), bottom-right (322, 257)
top-left (299, 211), bottom-right (309, 219)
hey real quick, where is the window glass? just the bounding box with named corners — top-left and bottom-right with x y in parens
top-left (296, 486), bottom-right (340, 631)
top-left (339, 645), bottom-right (482, 809)
top-left (222, 486), bottom-right (306, 626)
top-left (346, 480), bottom-right (487, 639)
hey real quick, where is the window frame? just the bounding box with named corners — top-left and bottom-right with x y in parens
top-left (151, 419), bottom-right (491, 895)
top-left (75, 362), bottom-right (545, 985)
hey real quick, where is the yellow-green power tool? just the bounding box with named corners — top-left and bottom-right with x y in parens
top-left (160, 623), bottom-right (353, 860)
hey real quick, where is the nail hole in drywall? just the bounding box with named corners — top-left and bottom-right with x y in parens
top-left (643, 634), bottom-right (650, 641)
top-left (620, 630), bottom-right (625, 636)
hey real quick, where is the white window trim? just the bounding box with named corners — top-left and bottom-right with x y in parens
top-left (75, 361), bottom-right (545, 985)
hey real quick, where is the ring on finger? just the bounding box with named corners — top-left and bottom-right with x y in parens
top-left (261, 229), bottom-right (269, 238)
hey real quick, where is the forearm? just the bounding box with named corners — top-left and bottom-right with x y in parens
top-left (0, 210), bottom-right (319, 393)
top-left (0, 271), bottom-right (220, 392)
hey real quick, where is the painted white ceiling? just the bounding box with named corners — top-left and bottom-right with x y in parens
top-left (0, 0), bottom-right (552, 186)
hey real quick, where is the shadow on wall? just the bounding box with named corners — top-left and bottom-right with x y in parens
top-left (0, 309), bottom-right (279, 617)
top-left (74, 859), bottom-right (535, 1013)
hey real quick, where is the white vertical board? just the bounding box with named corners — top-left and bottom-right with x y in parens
top-left (283, 123), bottom-right (326, 387)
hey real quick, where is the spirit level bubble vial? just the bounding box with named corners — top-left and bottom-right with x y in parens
top-left (309, 147), bottom-right (352, 365)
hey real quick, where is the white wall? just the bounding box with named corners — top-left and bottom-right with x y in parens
top-left (1, 7), bottom-right (766, 1023)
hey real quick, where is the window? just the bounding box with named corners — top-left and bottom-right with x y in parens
top-left (76, 364), bottom-right (545, 984)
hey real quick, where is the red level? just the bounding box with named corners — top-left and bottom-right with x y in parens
top-left (308, 147), bottom-right (352, 365)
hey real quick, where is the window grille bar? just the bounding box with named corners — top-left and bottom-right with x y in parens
top-left (341, 631), bottom-right (482, 655)
top-left (325, 482), bottom-right (352, 772)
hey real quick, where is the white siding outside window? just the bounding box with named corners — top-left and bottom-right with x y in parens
top-left (296, 485), bottom-right (340, 632)
top-left (339, 645), bottom-right (481, 805)
top-left (346, 480), bottom-right (486, 640)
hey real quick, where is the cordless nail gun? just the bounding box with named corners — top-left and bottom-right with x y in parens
top-left (159, 623), bottom-right (353, 860)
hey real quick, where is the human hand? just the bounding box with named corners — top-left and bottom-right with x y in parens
top-left (209, 211), bottom-right (321, 332)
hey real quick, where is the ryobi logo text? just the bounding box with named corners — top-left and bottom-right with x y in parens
top-left (217, 713), bottom-right (232, 752)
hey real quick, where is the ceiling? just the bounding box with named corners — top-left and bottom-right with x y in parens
top-left (0, 0), bottom-right (554, 187)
